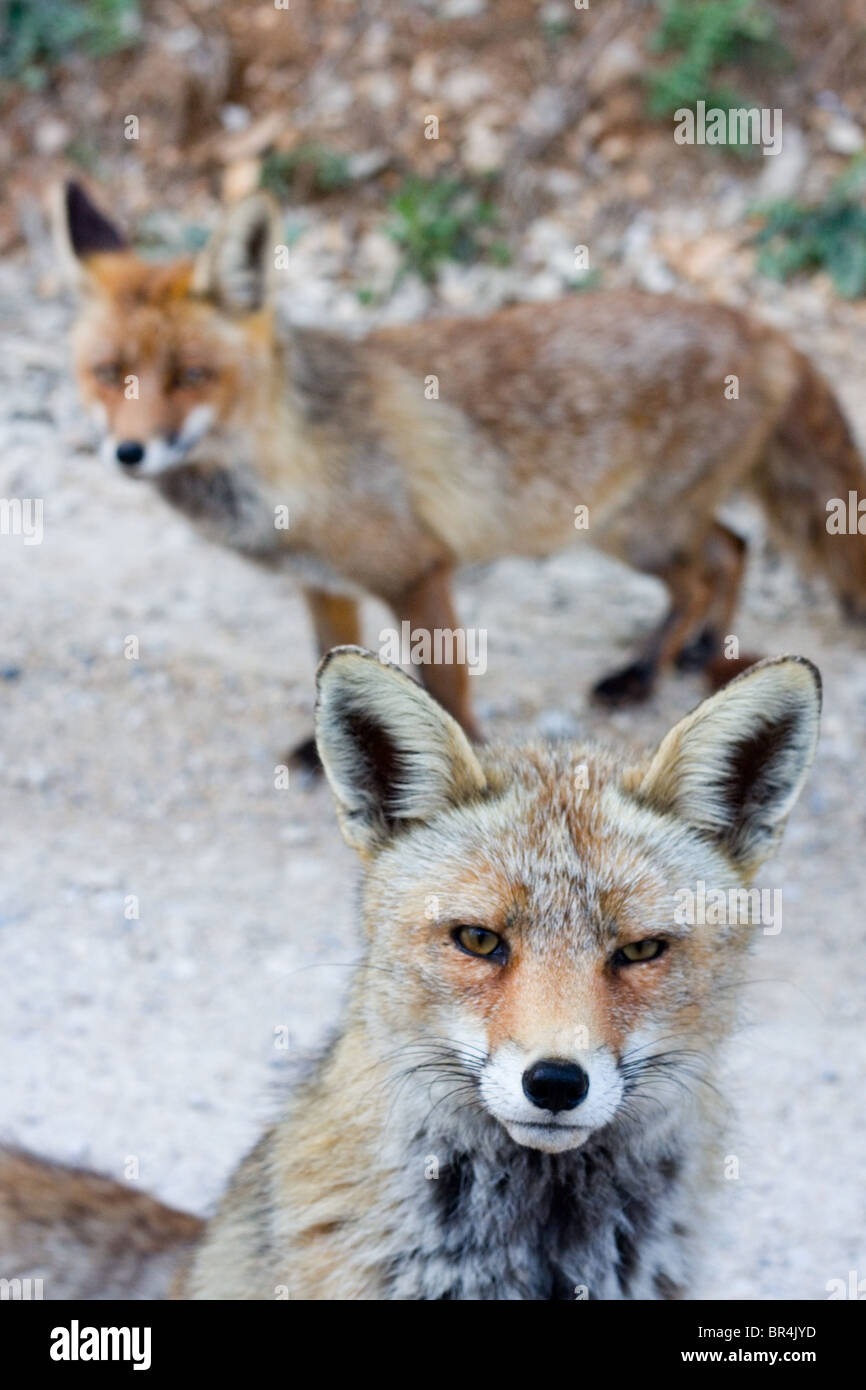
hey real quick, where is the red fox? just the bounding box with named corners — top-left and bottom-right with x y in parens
top-left (58, 181), bottom-right (863, 758)
top-left (1, 650), bottom-right (821, 1299)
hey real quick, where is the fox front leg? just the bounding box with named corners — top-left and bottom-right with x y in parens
top-left (388, 564), bottom-right (484, 744)
top-left (289, 589), bottom-right (363, 778)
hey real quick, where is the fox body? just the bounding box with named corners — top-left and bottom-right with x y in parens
top-left (0, 651), bottom-right (820, 1298)
top-left (61, 183), bottom-right (865, 738)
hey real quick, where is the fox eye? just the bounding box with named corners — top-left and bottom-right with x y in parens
top-left (452, 926), bottom-right (505, 960)
top-left (174, 365), bottom-right (213, 388)
top-left (93, 363), bottom-right (123, 386)
top-left (615, 939), bottom-right (667, 966)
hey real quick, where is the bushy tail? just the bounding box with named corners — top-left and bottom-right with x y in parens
top-left (0, 1147), bottom-right (203, 1300)
top-left (754, 352), bottom-right (866, 619)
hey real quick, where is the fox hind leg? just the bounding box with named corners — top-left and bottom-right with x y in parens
top-left (593, 523), bottom-right (747, 706)
top-left (674, 523), bottom-right (749, 671)
top-left (671, 523), bottom-right (763, 688)
top-left (593, 557), bottom-right (713, 706)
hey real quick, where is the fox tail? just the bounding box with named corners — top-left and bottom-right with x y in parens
top-left (755, 351), bottom-right (866, 620)
top-left (0, 1147), bottom-right (203, 1300)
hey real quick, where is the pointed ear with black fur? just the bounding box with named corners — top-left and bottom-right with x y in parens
top-left (55, 181), bottom-right (127, 281)
top-left (193, 193), bottom-right (279, 314)
top-left (315, 647), bottom-right (487, 856)
top-left (636, 656), bottom-right (821, 876)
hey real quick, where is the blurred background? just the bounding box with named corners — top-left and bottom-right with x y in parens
top-left (1, 0), bottom-right (865, 1299)
top-left (3, 0), bottom-right (866, 320)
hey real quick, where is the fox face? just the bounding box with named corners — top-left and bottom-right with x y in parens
top-left (315, 648), bottom-right (820, 1155)
top-left (59, 182), bottom-right (279, 479)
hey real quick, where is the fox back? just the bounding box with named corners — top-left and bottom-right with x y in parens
top-left (182, 649), bottom-right (821, 1300)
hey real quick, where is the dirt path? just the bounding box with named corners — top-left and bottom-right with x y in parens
top-left (1, 256), bottom-right (865, 1300)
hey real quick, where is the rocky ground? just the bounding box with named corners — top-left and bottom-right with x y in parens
top-left (1, 0), bottom-right (865, 1300)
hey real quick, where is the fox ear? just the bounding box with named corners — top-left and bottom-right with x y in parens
top-left (315, 646), bottom-right (487, 856)
top-left (54, 181), bottom-right (127, 282)
top-left (636, 657), bottom-right (821, 875)
top-left (193, 193), bottom-right (279, 314)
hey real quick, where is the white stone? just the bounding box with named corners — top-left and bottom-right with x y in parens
top-left (441, 67), bottom-right (493, 111)
top-left (33, 118), bottom-right (70, 157)
top-left (587, 39), bottom-right (643, 96)
top-left (462, 120), bottom-right (507, 174)
top-left (440, 0), bottom-right (486, 17)
top-left (824, 116), bottom-right (864, 155)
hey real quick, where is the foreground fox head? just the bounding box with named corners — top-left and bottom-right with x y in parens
top-left (315, 650), bottom-right (820, 1154)
top-left (56, 181), bottom-right (280, 477)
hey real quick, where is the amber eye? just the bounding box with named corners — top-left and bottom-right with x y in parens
top-left (93, 363), bottom-right (123, 386)
top-left (453, 926), bottom-right (505, 959)
top-left (174, 365), bottom-right (213, 388)
top-left (615, 939), bottom-right (667, 965)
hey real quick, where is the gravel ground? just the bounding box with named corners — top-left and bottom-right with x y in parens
top-left (1, 254), bottom-right (865, 1301)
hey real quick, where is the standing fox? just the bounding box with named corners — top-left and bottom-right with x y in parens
top-left (59, 182), bottom-right (863, 757)
top-left (1, 650), bottom-right (821, 1299)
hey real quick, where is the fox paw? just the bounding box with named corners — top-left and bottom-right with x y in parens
top-left (592, 660), bottom-right (655, 707)
top-left (674, 626), bottom-right (718, 672)
top-left (704, 653), bottom-right (763, 692)
top-left (285, 735), bottom-right (322, 782)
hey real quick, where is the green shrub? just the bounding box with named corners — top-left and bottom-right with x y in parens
top-left (755, 159), bottom-right (866, 299)
top-left (1, 0), bottom-right (140, 88)
top-left (647, 0), bottom-right (785, 143)
top-left (387, 177), bottom-right (503, 283)
top-left (260, 146), bottom-right (351, 200)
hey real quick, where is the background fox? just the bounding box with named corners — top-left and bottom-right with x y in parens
top-left (59, 181), bottom-right (863, 759)
top-left (1, 649), bottom-right (821, 1300)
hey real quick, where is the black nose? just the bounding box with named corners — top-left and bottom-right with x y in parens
top-left (116, 440), bottom-right (145, 466)
top-left (522, 1058), bottom-right (589, 1112)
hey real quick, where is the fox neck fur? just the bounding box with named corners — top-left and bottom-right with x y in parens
top-left (210, 1025), bottom-right (701, 1302)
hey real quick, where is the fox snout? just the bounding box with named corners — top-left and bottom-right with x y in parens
top-left (111, 433), bottom-right (183, 477)
top-left (479, 1040), bottom-right (624, 1154)
top-left (100, 406), bottom-right (216, 478)
top-left (103, 432), bottom-right (184, 478)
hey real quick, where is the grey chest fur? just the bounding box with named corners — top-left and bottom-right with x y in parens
top-left (155, 464), bottom-right (281, 559)
top-left (383, 1130), bottom-right (691, 1301)
top-left (154, 463), bottom-right (364, 593)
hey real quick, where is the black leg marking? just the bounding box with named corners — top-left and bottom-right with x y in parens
top-left (674, 625), bottom-right (718, 672)
top-left (592, 659), bottom-right (656, 707)
top-left (287, 735), bottom-right (322, 782)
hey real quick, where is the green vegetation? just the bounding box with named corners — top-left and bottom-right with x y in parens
top-left (647, 0), bottom-right (785, 143)
top-left (755, 159), bottom-right (866, 299)
top-left (1, 0), bottom-right (140, 88)
top-left (387, 176), bottom-right (507, 283)
top-left (260, 146), bottom-right (352, 200)
top-left (565, 269), bottom-right (601, 293)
